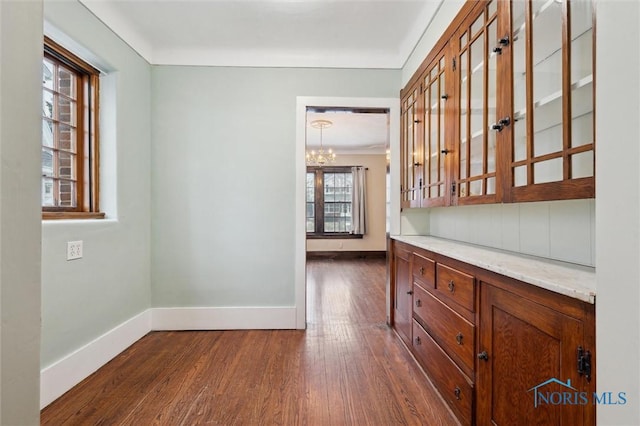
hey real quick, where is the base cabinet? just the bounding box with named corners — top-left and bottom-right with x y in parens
top-left (390, 240), bottom-right (596, 426)
top-left (476, 281), bottom-right (595, 426)
top-left (393, 243), bottom-right (413, 347)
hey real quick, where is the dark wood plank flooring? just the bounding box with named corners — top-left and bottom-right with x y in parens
top-left (41, 258), bottom-right (458, 425)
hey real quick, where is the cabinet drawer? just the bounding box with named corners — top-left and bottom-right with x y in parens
top-left (412, 253), bottom-right (435, 289)
top-left (412, 321), bottom-right (473, 425)
top-left (413, 285), bottom-right (475, 373)
top-left (436, 263), bottom-right (475, 312)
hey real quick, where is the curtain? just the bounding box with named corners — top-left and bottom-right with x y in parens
top-left (350, 166), bottom-right (367, 235)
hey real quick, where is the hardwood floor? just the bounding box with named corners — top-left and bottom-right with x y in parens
top-left (41, 258), bottom-right (458, 425)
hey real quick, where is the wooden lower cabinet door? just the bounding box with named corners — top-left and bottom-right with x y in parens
top-left (393, 247), bottom-right (412, 347)
top-left (476, 283), bottom-right (595, 426)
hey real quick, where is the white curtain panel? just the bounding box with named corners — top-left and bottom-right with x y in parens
top-left (351, 166), bottom-right (367, 235)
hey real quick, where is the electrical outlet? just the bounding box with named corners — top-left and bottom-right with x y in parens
top-left (67, 241), bottom-right (83, 261)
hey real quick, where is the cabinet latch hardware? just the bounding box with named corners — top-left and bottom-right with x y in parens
top-left (492, 36), bottom-right (510, 55)
top-left (418, 178), bottom-right (423, 188)
top-left (407, 290), bottom-right (414, 295)
top-left (441, 94), bottom-right (449, 100)
top-left (451, 182), bottom-right (456, 196)
top-left (452, 58), bottom-right (456, 71)
top-left (441, 149), bottom-right (450, 155)
top-left (492, 116), bottom-right (511, 132)
top-left (577, 346), bottom-right (592, 382)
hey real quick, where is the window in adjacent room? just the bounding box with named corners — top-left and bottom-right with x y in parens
top-left (42, 37), bottom-right (103, 219)
top-left (306, 166), bottom-right (361, 239)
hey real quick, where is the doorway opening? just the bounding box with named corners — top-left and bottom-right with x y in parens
top-left (295, 97), bottom-right (400, 329)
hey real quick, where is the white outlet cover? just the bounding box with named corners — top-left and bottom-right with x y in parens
top-left (67, 240), bottom-right (83, 261)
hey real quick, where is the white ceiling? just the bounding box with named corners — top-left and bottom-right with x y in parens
top-left (306, 111), bottom-right (389, 154)
top-left (77, 0), bottom-right (442, 152)
top-left (79, 0), bottom-right (443, 69)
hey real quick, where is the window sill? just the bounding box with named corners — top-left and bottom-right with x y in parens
top-left (42, 211), bottom-right (106, 221)
top-left (307, 233), bottom-right (364, 240)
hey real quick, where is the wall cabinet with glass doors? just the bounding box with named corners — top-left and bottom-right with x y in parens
top-left (400, 0), bottom-right (595, 207)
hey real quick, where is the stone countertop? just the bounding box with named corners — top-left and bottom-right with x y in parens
top-left (391, 235), bottom-right (596, 304)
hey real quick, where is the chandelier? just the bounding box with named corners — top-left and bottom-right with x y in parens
top-left (306, 119), bottom-right (336, 166)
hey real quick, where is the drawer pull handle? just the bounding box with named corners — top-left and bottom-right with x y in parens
top-left (454, 387), bottom-right (461, 400)
top-left (415, 299), bottom-right (422, 308)
top-left (456, 332), bottom-right (463, 345)
top-left (448, 280), bottom-right (455, 293)
top-left (415, 336), bottom-right (421, 346)
top-left (419, 266), bottom-right (424, 275)
top-left (477, 351), bottom-right (489, 361)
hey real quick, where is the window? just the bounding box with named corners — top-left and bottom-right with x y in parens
top-left (42, 37), bottom-right (103, 219)
top-left (306, 166), bottom-right (361, 239)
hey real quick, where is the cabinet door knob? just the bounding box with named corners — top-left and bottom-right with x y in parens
top-left (407, 290), bottom-right (413, 295)
top-left (441, 94), bottom-right (449, 100)
top-left (448, 280), bottom-right (455, 293)
top-left (415, 299), bottom-right (422, 308)
top-left (419, 266), bottom-right (425, 275)
top-left (415, 336), bottom-right (422, 345)
top-left (492, 46), bottom-right (503, 54)
top-left (477, 351), bottom-right (489, 361)
top-left (456, 332), bottom-right (463, 345)
top-left (454, 387), bottom-right (462, 400)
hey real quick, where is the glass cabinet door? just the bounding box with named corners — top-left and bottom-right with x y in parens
top-left (455, 0), bottom-right (499, 204)
top-left (508, 0), bottom-right (595, 201)
top-left (421, 47), bottom-right (450, 207)
top-left (400, 84), bottom-right (422, 208)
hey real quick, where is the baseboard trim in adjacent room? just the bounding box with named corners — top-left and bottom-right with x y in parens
top-left (151, 306), bottom-right (297, 330)
top-left (306, 250), bottom-right (387, 260)
top-left (40, 309), bottom-right (152, 409)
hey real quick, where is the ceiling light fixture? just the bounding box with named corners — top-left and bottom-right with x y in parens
top-left (306, 119), bottom-right (336, 166)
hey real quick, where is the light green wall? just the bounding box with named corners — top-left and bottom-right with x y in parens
top-left (0, 1), bottom-right (43, 423)
top-left (151, 66), bottom-right (399, 307)
top-left (41, 0), bottom-right (151, 368)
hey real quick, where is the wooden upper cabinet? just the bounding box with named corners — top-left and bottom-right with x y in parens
top-left (505, 0), bottom-right (595, 202)
top-left (399, 0), bottom-right (595, 207)
top-left (400, 84), bottom-right (422, 209)
top-left (454, 1), bottom-right (501, 205)
top-left (421, 46), bottom-right (451, 208)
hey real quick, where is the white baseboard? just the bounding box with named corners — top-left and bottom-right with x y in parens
top-left (40, 306), bottom-right (298, 408)
top-left (151, 306), bottom-right (298, 330)
top-left (40, 309), bottom-right (152, 409)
